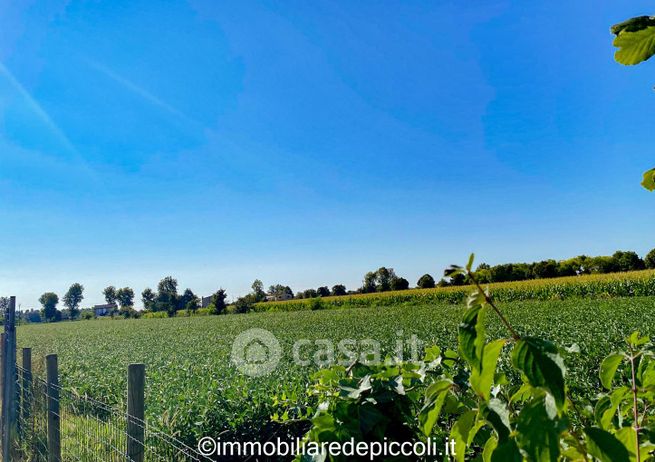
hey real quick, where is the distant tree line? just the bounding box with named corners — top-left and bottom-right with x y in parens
top-left (22, 248), bottom-right (655, 321)
top-left (468, 250), bottom-right (654, 285)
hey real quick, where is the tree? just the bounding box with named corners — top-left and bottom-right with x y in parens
top-left (39, 292), bottom-right (59, 322)
top-left (646, 249), bottom-right (655, 269)
top-left (210, 289), bottom-right (228, 315)
top-left (116, 287), bottom-right (135, 308)
top-left (267, 284), bottom-right (294, 301)
top-left (331, 284), bottom-right (347, 296)
top-left (375, 267), bottom-right (397, 292)
top-left (183, 291), bottom-right (200, 314)
top-left (361, 272), bottom-right (377, 293)
top-left (156, 276), bottom-right (179, 315)
top-left (232, 294), bottom-right (256, 314)
top-left (141, 288), bottom-right (155, 311)
top-left (612, 251), bottom-right (645, 272)
top-left (178, 288), bottom-right (196, 311)
top-left (360, 267), bottom-right (399, 293)
top-left (103, 286), bottom-right (117, 306)
top-left (391, 277), bottom-right (409, 291)
top-left (416, 274), bottom-right (435, 289)
top-left (251, 279), bottom-right (266, 302)
top-left (317, 286), bottom-right (330, 297)
top-left (532, 260), bottom-right (558, 279)
top-left (610, 16), bottom-right (655, 190)
top-left (63, 283), bottom-right (84, 320)
top-left (303, 289), bottom-right (318, 299)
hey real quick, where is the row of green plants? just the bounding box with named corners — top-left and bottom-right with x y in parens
top-left (281, 256), bottom-right (655, 461)
top-left (255, 269), bottom-right (655, 312)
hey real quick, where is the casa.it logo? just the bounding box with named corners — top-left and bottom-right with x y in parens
top-left (230, 328), bottom-right (282, 377)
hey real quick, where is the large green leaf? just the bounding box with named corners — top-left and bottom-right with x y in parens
top-left (515, 398), bottom-right (566, 462)
top-left (481, 399), bottom-right (511, 442)
top-left (615, 427), bottom-right (640, 462)
top-left (613, 26), bottom-right (655, 65)
top-left (585, 427), bottom-right (631, 462)
top-left (450, 410), bottom-right (476, 462)
top-left (419, 379), bottom-right (452, 436)
top-left (491, 439), bottom-right (522, 462)
top-left (642, 168), bottom-right (655, 191)
top-left (459, 304), bottom-right (485, 371)
top-left (512, 337), bottom-right (566, 408)
top-left (611, 16), bottom-right (655, 36)
top-left (600, 353), bottom-right (625, 390)
top-left (471, 339), bottom-right (507, 400)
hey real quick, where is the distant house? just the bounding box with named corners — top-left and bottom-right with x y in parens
top-left (265, 293), bottom-right (293, 302)
top-left (200, 296), bottom-right (213, 308)
top-left (93, 303), bottom-right (117, 317)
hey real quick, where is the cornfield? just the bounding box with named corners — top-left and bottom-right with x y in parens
top-left (255, 269), bottom-right (655, 311)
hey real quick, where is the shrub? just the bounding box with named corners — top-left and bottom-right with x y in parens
top-left (645, 248), bottom-right (655, 269)
top-left (308, 298), bottom-right (325, 311)
top-left (232, 294), bottom-right (256, 314)
top-left (284, 256), bottom-right (655, 462)
top-left (390, 277), bottom-right (409, 290)
top-left (416, 274), bottom-right (435, 289)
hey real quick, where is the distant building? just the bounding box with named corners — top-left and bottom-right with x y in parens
top-left (265, 293), bottom-right (293, 302)
top-left (200, 296), bottom-right (213, 308)
top-left (93, 303), bottom-right (117, 317)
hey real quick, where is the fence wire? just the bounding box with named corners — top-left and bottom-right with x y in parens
top-left (14, 364), bottom-right (213, 462)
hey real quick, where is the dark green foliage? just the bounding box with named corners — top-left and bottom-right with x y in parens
top-left (416, 274), bottom-right (435, 289)
top-left (251, 279), bottom-right (266, 302)
top-left (232, 294), bottom-right (257, 314)
top-left (302, 289), bottom-right (317, 299)
top-left (103, 286), bottom-right (117, 305)
top-left (390, 277), bottom-right (409, 291)
top-left (316, 286), bottom-right (330, 297)
top-left (612, 250), bottom-right (645, 272)
top-left (116, 287), bottom-right (134, 308)
top-left (533, 260), bottom-right (558, 279)
top-left (291, 257), bottom-right (653, 461)
top-left (141, 288), bottom-right (155, 311)
top-left (39, 292), bottom-right (59, 322)
top-left (360, 267), bottom-right (408, 293)
top-left (331, 284), bottom-right (347, 296)
top-left (646, 249), bottom-right (655, 269)
top-left (63, 283), bottom-right (84, 319)
top-left (308, 297), bottom-right (325, 311)
top-left (210, 289), bottom-right (228, 315)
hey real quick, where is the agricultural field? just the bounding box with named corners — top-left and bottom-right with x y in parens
top-left (16, 294), bottom-right (655, 447)
top-left (255, 269), bottom-right (655, 311)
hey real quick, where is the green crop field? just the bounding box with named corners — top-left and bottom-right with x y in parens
top-left (255, 269), bottom-right (655, 311)
top-left (16, 295), bottom-right (655, 447)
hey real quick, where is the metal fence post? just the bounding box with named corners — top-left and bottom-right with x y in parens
top-left (21, 349), bottom-right (31, 433)
top-left (127, 363), bottom-right (145, 462)
top-left (46, 354), bottom-right (60, 462)
top-left (2, 296), bottom-right (17, 462)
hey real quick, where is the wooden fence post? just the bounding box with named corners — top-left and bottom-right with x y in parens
top-left (2, 296), bottom-right (17, 462)
top-left (127, 363), bottom-right (145, 462)
top-left (1, 331), bottom-right (5, 443)
top-left (46, 354), bottom-right (60, 462)
top-left (21, 349), bottom-right (31, 430)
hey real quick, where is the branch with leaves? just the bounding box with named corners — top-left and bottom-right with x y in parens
top-left (611, 15), bottom-right (655, 191)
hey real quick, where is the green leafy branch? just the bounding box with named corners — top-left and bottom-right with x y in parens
top-left (610, 15), bottom-right (655, 191)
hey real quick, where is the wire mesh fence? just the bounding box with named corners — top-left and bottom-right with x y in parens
top-left (11, 362), bottom-right (214, 462)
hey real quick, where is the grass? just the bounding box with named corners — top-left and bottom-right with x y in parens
top-left (16, 295), bottom-right (655, 445)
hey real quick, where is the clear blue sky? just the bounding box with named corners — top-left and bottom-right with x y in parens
top-left (1, 0), bottom-right (654, 309)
